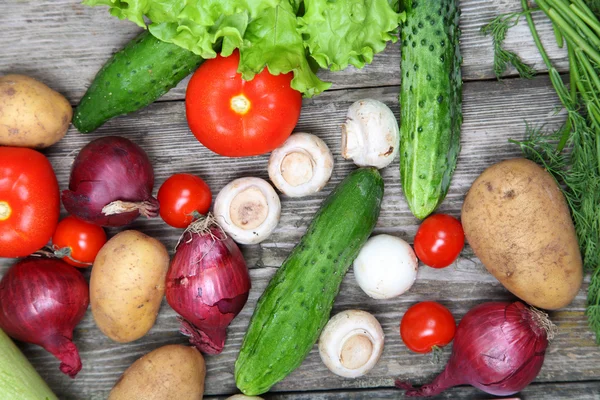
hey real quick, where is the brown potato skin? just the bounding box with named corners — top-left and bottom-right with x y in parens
top-left (91, 230), bottom-right (169, 343)
top-left (0, 74), bottom-right (72, 148)
top-left (462, 158), bottom-right (582, 310)
top-left (108, 345), bottom-right (205, 400)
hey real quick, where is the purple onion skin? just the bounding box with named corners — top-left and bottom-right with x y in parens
top-left (167, 225), bottom-right (251, 354)
top-left (62, 136), bottom-right (158, 227)
top-left (397, 301), bottom-right (549, 397)
top-left (0, 258), bottom-right (89, 378)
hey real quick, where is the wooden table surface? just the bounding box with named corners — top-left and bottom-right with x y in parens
top-left (1, 1), bottom-right (599, 399)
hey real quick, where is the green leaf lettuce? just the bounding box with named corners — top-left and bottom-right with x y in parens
top-left (83, 0), bottom-right (401, 96)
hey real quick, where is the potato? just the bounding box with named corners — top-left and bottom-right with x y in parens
top-left (91, 230), bottom-right (169, 342)
top-left (462, 158), bottom-right (583, 310)
top-left (109, 344), bottom-right (205, 400)
top-left (0, 74), bottom-right (71, 148)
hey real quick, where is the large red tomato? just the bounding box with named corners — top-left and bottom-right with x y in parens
top-left (185, 50), bottom-right (302, 157)
top-left (0, 147), bottom-right (60, 257)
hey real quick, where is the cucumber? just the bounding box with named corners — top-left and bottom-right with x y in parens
top-left (235, 168), bottom-right (384, 395)
top-left (399, 0), bottom-right (462, 219)
top-left (73, 31), bottom-right (203, 133)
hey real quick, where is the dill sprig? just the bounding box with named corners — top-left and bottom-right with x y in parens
top-left (481, 12), bottom-right (537, 79)
top-left (483, 0), bottom-right (600, 343)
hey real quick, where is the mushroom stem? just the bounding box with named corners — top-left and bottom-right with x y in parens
top-left (318, 310), bottom-right (384, 378)
top-left (268, 133), bottom-right (334, 197)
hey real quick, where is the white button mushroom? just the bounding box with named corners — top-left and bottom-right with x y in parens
top-left (213, 177), bottom-right (281, 245)
top-left (318, 310), bottom-right (384, 378)
top-left (268, 132), bottom-right (334, 197)
top-left (353, 234), bottom-right (418, 299)
top-left (341, 99), bottom-right (400, 169)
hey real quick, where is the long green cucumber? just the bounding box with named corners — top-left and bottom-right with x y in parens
top-left (73, 31), bottom-right (203, 133)
top-left (235, 168), bottom-right (384, 395)
top-left (399, 0), bottom-right (462, 219)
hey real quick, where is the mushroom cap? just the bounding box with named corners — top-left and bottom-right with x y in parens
top-left (318, 309), bottom-right (384, 378)
top-left (214, 177), bottom-right (281, 245)
top-left (268, 132), bottom-right (334, 197)
top-left (353, 234), bottom-right (418, 299)
top-left (341, 98), bottom-right (399, 169)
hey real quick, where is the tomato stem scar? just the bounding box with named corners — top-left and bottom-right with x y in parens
top-left (230, 94), bottom-right (251, 115)
top-left (0, 201), bottom-right (11, 221)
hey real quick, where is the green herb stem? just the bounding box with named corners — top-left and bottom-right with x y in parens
top-left (542, 1), bottom-right (600, 64)
top-left (521, 0), bottom-right (554, 69)
top-left (570, 3), bottom-right (600, 38)
top-left (546, 0), bottom-right (600, 49)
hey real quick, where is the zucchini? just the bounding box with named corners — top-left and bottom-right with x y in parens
top-left (399, 0), bottom-right (463, 219)
top-left (0, 328), bottom-right (57, 400)
top-left (73, 31), bottom-right (203, 133)
top-left (235, 168), bottom-right (384, 395)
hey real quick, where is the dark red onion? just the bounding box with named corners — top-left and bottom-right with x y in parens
top-left (0, 258), bottom-right (89, 378)
top-left (62, 136), bottom-right (159, 227)
top-left (166, 215), bottom-right (251, 354)
top-left (396, 301), bottom-right (554, 397)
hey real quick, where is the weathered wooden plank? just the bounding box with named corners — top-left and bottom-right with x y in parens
top-left (3, 76), bottom-right (596, 399)
top-left (208, 381), bottom-right (600, 399)
top-left (0, 0), bottom-right (568, 104)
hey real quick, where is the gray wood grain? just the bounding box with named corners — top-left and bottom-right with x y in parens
top-left (0, 0), bottom-right (568, 104)
top-left (208, 381), bottom-right (600, 399)
top-left (3, 76), bottom-right (597, 399)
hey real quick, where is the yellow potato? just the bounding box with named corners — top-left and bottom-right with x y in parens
top-left (462, 158), bottom-right (583, 310)
top-left (109, 344), bottom-right (205, 400)
top-left (0, 74), bottom-right (71, 148)
top-left (91, 230), bottom-right (169, 342)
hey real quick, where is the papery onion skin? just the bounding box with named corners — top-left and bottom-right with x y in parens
top-left (62, 136), bottom-right (159, 227)
top-left (0, 258), bottom-right (89, 378)
top-left (166, 218), bottom-right (251, 354)
top-left (396, 301), bottom-right (552, 397)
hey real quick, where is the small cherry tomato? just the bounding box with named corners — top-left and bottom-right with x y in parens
top-left (52, 216), bottom-right (107, 267)
top-left (0, 147), bottom-right (60, 258)
top-left (400, 301), bottom-right (456, 353)
top-left (185, 50), bottom-right (302, 157)
top-left (414, 214), bottom-right (464, 269)
top-left (157, 173), bottom-right (212, 228)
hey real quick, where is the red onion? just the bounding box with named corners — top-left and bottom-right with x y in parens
top-left (166, 215), bottom-right (251, 354)
top-left (62, 136), bottom-right (159, 227)
top-left (0, 258), bottom-right (89, 378)
top-left (396, 301), bottom-right (555, 397)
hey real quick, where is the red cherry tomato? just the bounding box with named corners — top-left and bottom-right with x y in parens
top-left (185, 50), bottom-right (302, 157)
top-left (0, 147), bottom-right (60, 258)
top-left (52, 216), bottom-right (107, 268)
top-left (400, 301), bottom-right (456, 353)
top-left (157, 173), bottom-right (212, 228)
top-left (414, 214), bottom-right (464, 269)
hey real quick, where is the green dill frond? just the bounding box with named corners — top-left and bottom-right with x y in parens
top-left (481, 12), bottom-right (537, 79)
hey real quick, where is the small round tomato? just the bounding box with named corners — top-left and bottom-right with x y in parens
top-left (52, 216), bottom-right (107, 267)
top-left (186, 50), bottom-right (302, 157)
top-left (0, 147), bottom-right (60, 258)
top-left (414, 214), bottom-right (464, 269)
top-left (157, 173), bottom-right (212, 228)
top-left (400, 301), bottom-right (456, 353)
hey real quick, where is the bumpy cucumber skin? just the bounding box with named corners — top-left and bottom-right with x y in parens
top-left (235, 168), bottom-right (384, 395)
top-left (399, 0), bottom-right (462, 219)
top-left (73, 31), bottom-right (203, 133)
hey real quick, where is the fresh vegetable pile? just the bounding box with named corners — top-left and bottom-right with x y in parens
top-left (2, 0), bottom-right (599, 398)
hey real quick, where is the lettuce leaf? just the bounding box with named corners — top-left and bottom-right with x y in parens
top-left (299, 0), bottom-right (401, 71)
top-left (83, 0), bottom-right (400, 96)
